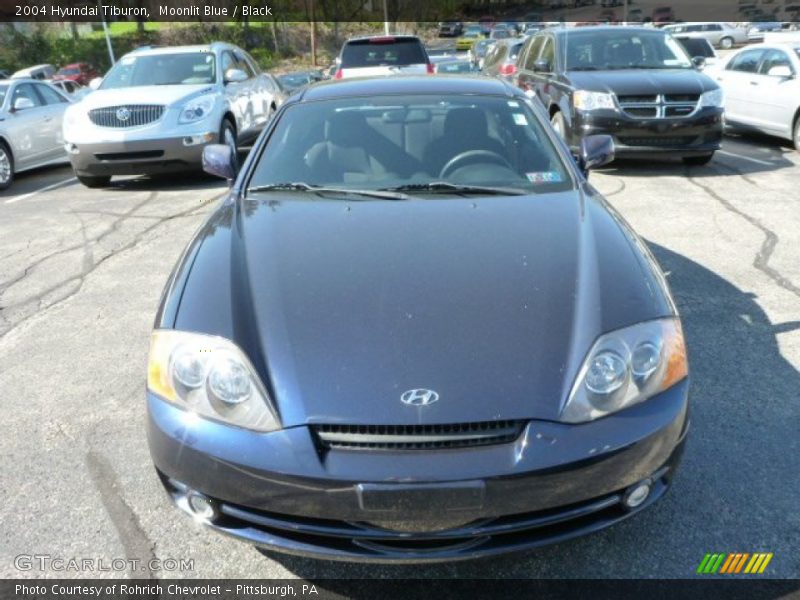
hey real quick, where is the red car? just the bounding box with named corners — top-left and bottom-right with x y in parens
top-left (52, 63), bottom-right (98, 86)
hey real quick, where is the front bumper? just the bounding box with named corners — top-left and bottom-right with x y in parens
top-left (67, 133), bottom-right (218, 177)
top-left (569, 107), bottom-right (723, 158)
top-left (148, 380), bottom-right (689, 562)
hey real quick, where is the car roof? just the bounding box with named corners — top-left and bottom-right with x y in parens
top-left (128, 43), bottom-right (235, 56)
top-left (297, 75), bottom-right (520, 102)
top-left (344, 34), bottom-right (422, 43)
top-left (551, 25), bottom-right (665, 36)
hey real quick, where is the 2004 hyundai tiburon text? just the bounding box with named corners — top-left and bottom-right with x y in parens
top-left (147, 76), bottom-right (689, 562)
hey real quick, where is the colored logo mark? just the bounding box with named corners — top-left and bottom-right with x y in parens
top-left (697, 553), bottom-right (773, 574)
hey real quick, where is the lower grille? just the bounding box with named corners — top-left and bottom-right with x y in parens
top-left (94, 150), bottom-right (164, 161)
top-left (314, 420), bottom-right (526, 451)
top-left (618, 136), bottom-right (696, 147)
top-left (88, 104), bottom-right (165, 128)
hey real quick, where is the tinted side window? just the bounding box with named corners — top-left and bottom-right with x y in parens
top-left (703, 24), bottom-right (722, 31)
top-left (539, 38), bottom-right (555, 69)
top-left (727, 49), bottom-right (765, 72)
top-left (36, 84), bottom-right (67, 105)
top-left (759, 49), bottom-right (793, 75)
top-left (221, 51), bottom-right (236, 75)
top-left (523, 36), bottom-right (545, 70)
top-left (12, 83), bottom-right (43, 108)
top-left (234, 51), bottom-right (256, 78)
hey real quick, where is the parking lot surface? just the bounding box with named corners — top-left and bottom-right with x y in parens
top-left (1, 132), bottom-right (798, 579)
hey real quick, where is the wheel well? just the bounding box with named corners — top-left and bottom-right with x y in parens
top-left (793, 106), bottom-right (800, 134)
top-left (222, 113), bottom-right (236, 132)
top-left (549, 104), bottom-right (560, 117)
top-left (0, 135), bottom-right (12, 159)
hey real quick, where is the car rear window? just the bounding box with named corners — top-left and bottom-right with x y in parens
top-left (341, 38), bottom-right (428, 68)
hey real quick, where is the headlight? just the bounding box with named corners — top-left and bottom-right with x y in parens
top-left (699, 88), bottom-right (724, 108)
top-left (560, 318), bottom-right (687, 423)
top-left (147, 330), bottom-right (280, 432)
top-left (178, 95), bottom-right (216, 124)
top-left (573, 90), bottom-right (616, 111)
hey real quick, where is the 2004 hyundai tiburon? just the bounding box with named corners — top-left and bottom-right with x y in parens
top-left (147, 76), bottom-right (689, 562)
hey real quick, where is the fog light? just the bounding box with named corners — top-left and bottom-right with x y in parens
top-left (622, 479), bottom-right (652, 509)
top-left (182, 133), bottom-right (215, 146)
top-left (186, 491), bottom-right (218, 521)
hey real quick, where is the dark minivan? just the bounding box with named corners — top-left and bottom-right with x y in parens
top-left (514, 27), bottom-right (724, 165)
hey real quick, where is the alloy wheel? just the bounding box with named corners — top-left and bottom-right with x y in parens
top-left (0, 147), bottom-right (11, 185)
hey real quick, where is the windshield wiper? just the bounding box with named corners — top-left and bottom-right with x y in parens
top-left (380, 182), bottom-right (528, 196)
top-left (246, 182), bottom-right (409, 200)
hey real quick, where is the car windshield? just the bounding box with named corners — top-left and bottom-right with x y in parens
top-left (279, 74), bottom-right (311, 88)
top-left (564, 30), bottom-right (693, 70)
top-left (100, 52), bottom-right (216, 89)
top-left (248, 94), bottom-right (572, 195)
top-left (341, 39), bottom-right (427, 68)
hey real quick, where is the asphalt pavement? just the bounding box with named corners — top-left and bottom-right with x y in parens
top-left (0, 132), bottom-right (798, 579)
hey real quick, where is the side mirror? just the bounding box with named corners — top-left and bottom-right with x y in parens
top-left (88, 77), bottom-right (102, 90)
top-left (767, 65), bottom-right (793, 78)
top-left (224, 68), bottom-right (248, 84)
top-left (580, 134), bottom-right (615, 172)
top-left (12, 97), bottom-right (35, 111)
top-left (692, 56), bottom-right (706, 69)
top-left (202, 144), bottom-right (237, 182)
top-left (533, 58), bottom-right (551, 73)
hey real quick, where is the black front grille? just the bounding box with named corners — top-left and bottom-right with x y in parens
top-left (88, 104), bottom-right (164, 128)
top-left (618, 136), bottom-right (696, 147)
top-left (314, 420), bottom-right (526, 450)
top-left (617, 94), bottom-right (657, 104)
top-left (94, 150), bottom-right (164, 161)
top-left (624, 107), bottom-right (658, 118)
top-left (664, 93), bottom-right (699, 103)
top-left (617, 93), bottom-right (697, 119)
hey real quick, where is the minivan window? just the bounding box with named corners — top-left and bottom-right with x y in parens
top-left (562, 30), bottom-right (692, 70)
top-left (100, 52), bottom-right (216, 89)
top-left (341, 39), bottom-right (427, 67)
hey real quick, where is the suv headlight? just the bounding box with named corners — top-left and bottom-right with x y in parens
top-left (699, 88), bottom-right (724, 108)
top-left (560, 318), bottom-right (687, 423)
top-left (573, 90), bottom-right (616, 111)
top-left (178, 95), bottom-right (216, 124)
top-left (147, 330), bottom-right (280, 432)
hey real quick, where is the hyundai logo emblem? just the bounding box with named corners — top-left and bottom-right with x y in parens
top-left (116, 107), bottom-right (131, 122)
top-left (400, 389), bottom-right (439, 406)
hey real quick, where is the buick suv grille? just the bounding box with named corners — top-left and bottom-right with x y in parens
top-left (617, 93), bottom-right (699, 119)
top-left (88, 104), bottom-right (165, 128)
top-left (313, 420), bottom-right (526, 450)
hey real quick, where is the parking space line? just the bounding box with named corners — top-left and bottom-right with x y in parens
top-left (4, 177), bottom-right (78, 205)
top-left (717, 151), bottom-right (774, 167)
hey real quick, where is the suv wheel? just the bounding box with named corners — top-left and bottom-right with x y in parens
top-left (793, 115), bottom-right (800, 152)
top-left (550, 111), bottom-right (566, 139)
top-left (77, 174), bottom-right (111, 188)
top-left (220, 119), bottom-right (238, 168)
top-left (683, 153), bottom-right (714, 166)
top-left (719, 37), bottom-right (734, 49)
top-left (0, 142), bottom-right (14, 191)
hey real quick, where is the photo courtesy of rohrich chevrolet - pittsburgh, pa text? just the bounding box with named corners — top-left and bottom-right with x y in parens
top-left (0, 0), bottom-right (798, 598)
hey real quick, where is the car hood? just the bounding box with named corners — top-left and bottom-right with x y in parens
top-left (567, 68), bottom-right (717, 95)
top-left (76, 84), bottom-right (215, 109)
top-left (174, 191), bottom-right (675, 427)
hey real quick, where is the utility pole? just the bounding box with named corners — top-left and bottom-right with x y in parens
top-left (383, 0), bottom-right (390, 34)
top-left (310, 0), bottom-right (317, 66)
top-left (98, 0), bottom-right (115, 65)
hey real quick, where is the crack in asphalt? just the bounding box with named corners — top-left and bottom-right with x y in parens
top-left (0, 192), bottom-right (223, 340)
top-left (686, 166), bottom-right (800, 300)
top-left (600, 176), bottom-right (626, 198)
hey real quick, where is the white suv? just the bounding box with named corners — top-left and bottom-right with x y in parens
top-left (63, 43), bottom-right (286, 187)
top-left (334, 35), bottom-right (433, 79)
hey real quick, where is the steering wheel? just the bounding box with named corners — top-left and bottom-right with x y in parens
top-left (439, 150), bottom-right (513, 179)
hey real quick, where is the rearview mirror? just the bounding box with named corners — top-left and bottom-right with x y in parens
top-left (692, 56), bottom-right (706, 69)
top-left (533, 58), bottom-right (552, 73)
top-left (88, 77), bottom-right (102, 90)
top-left (580, 135), bottom-right (615, 172)
top-left (12, 97), bottom-right (35, 111)
top-left (767, 65), bottom-right (793, 78)
top-left (224, 68), bottom-right (248, 84)
top-left (202, 144), bottom-right (237, 182)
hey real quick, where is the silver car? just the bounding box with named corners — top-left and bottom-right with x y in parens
top-left (0, 78), bottom-right (71, 190)
top-left (663, 22), bottom-right (748, 49)
top-left (63, 43), bottom-right (286, 188)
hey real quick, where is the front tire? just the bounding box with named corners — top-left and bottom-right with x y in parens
top-left (0, 142), bottom-right (14, 191)
top-left (683, 153), bottom-right (714, 166)
top-left (550, 111), bottom-right (567, 140)
top-left (77, 174), bottom-right (111, 188)
top-left (719, 36), bottom-right (733, 50)
top-left (219, 118), bottom-right (238, 171)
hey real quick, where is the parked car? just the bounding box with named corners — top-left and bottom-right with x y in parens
top-left (149, 74), bottom-right (689, 562)
top-left (513, 26), bottom-right (724, 165)
top-left (675, 37), bottom-right (718, 68)
top-left (456, 29), bottom-right (484, 51)
top-left (470, 38), bottom-right (496, 68)
top-left (489, 28), bottom-right (513, 41)
top-left (434, 58), bottom-right (478, 73)
top-left (707, 42), bottom-right (800, 150)
top-left (438, 21), bottom-right (463, 37)
top-left (62, 43), bottom-right (286, 188)
top-left (52, 62), bottom-right (99, 86)
top-left (334, 35), bottom-right (432, 79)
top-left (748, 22), bottom-right (783, 42)
top-left (11, 64), bottom-right (57, 81)
top-left (278, 70), bottom-right (324, 93)
top-left (0, 78), bottom-right (71, 190)
top-left (482, 38), bottom-right (527, 80)
top-left (663, 22), bottom-right (748, 49)
top-left (46, 79), bottom-right (87, 97)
